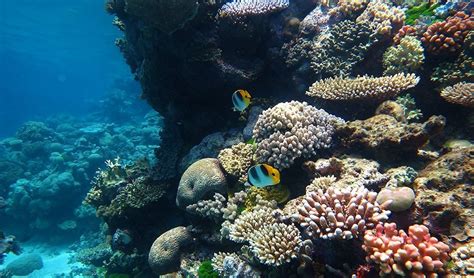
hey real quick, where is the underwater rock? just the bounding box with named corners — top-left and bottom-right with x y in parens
top-left (413, 147), bottom-right (473, 240)
top-left (148, 226), bottom-right (193, 275)
top-left (176, 158), bottom-right (227, 209)
top-left (375, 100), bottom-right (406, 122)
top-left (0, 232), bottom-right (20, 264)
top-left (376, 187), bottom-right (415, 212)
top-left (336, 114), bottom-right (446, 156)
top-left (6, 254), bottom-right (43, 276)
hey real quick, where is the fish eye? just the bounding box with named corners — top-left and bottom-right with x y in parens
top-left (272, 173), bottom-right (275, 176)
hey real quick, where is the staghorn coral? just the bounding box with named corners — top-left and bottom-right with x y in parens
top-left (218, 0), bottom-right (289, 20)
top-left (440, 82), bottom-right (474, 108)
top-left (124, 0), bottom-right (199, 34)
top-left (421, 11), bottom-right (473, 55)
top-left (450, 241), bottom-right (474, 275)
top-left (336, 114), bottom-right (446, 154)
top-left (310, 20), bottom-right (375, 78)
top-left (307, 73), bottom-right (419, 101)
top-left (252, 101), bottom-right (343, 169)
top-left (356, 0), bottom-right (405, 36)
top-left (218, 143), bottom-right (254, 183)
top-left (363, 223), bottom-right (450, 277)
top-left (383, 36), bottom-right (424, 75)
top-left (249, 223), bottom-right (301, 266)
top-left (291, 186), bottom-right (391, 240)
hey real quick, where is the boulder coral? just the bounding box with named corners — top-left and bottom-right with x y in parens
top-left (176, 158), bottom-right (228, 209)
top-left (148, 226), bottom-right (194, 275)
top-left (363, 223), bottom-right (450, 277)
top-left (376, 187), bottom-right (415, 212)
top-left (6, 254), bottom-right (43, 276)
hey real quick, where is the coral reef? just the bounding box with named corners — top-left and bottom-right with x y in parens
top-left (217, 142), bottom-right (254, 183)
top-left (176, 158), bottom-right (227, 209)
top-left (421, 11), bottom-right (473, 55)
top-left (356, 0), bottom-right (405, 36)
top-left (450, 241), bottom-right (474, 275)
top-left (5, 254), bottom-right (43, 276)
top-left (218, 0), bottom-right (289, 20)
top-left (0, 231), bottom-right (20, 264)
top-left (440, 82), bottom-right (474, 108)
top-left (307, 73), bottom-right (419, 101)
top-left (253, 101), bottom-right (343, 169)
top-left (148, 226), bottom-right (194, 275)
top-left (329, 0), bottom-right (369, 18)
top-left (291, 186), bottom-right (391, 240)
top-left (383, 36), bottom-right (424, 75)
top-left (363, 223), bottom-right (450, 277)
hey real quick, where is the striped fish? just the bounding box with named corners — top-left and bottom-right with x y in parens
top-left (232, 89), bottom-right (252, 112)
top-left (246, 164), bottom-right (280, 188)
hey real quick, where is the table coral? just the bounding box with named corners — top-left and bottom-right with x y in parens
top-left (249, 223), bottom-right (301, 266)
top-left (440, 82), bottom-right (474, 108)
top-left (383, 36), bottom-right (424, 75)
top-left (307, 73), bottom-right (419, 101)
top-left (363, 223), bottom-right (450, 277)
top-left (292, 186), bottom-right (391, 240)
top-left (356, 0), bottom-right (405, 36)
top-left (421, 11), bottom-right (473, 55)
top-left (252, 101), bottom-right (343, 169)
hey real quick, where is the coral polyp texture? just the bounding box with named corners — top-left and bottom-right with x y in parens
top-left (217, 142), bottom-right (254, 183)
top-left (291, 186), bottom-right (391, 240)
top-left (249, 223), bottom-right (301, 266)
top-left (363, 223), bottom-right (450, 277)
top-left (218, 0), bottom-right (289, 20)
top-left (393, 25), bottom-right (418, 44)
top-left (421, 11), bottom-right (474, 55)
top-left (329, 0), bottom-right (369, 17)
top-left (383, 36), bottom-right (424, 75)
top-left (440, 82), bottom-right (474, 108)
top-left (307, 73), bottom-right (419, 101)
top-left (252, 101), bottom-right (344, 169)
top-left (356, 0), bottom-right (405, 36)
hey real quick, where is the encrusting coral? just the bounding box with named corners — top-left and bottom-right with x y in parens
top-left (249, 223), bottom-right (301, 266)
top-left (440, 82), bottom-right (474, 108)
top-left (217, 142), bottom-right (254, 183)
top-left (421, 11), bottom-right (473, 55)
top-left (363, 223), bottom-right (450, 277)
top-left (383, 36), bottom-right (424, 75)
top-left (253, 101), bottom-right (343, 169)
top-left (291, 186), bottom-right (391, 240)
top-left (356, 0), bottom-right (405, 36)
top-left (307, 73), bottom-right (419, 101)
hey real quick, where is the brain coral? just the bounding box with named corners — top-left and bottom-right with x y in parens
top-left (292, 186), bottom-right (391, 240)
top-left (363, 223), bottom-right (450, 277)
top-left (148, 226), bottom-right (193, 275)
top-left (421, 11), bottom-right (474, 55)
top-left (252, 101), bottom-right (344, 170)
top-left (440, 82), bottom-right (474, 108)
top-left (218, 0), bottom-right (289, 20)
top-left (383, 36), bottom-right (424, 75)
top-left (176, 158), bottom-right (228, 209)
top-left (307, 73), bottom-right (419, 101)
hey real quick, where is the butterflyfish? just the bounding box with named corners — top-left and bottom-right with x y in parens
top-left (246, 164), bottom-right (280, 187)
top-left (232, 89), bottom-right (251, 112)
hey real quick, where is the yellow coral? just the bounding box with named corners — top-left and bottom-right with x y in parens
top-left (356, 0), bottom-right (405, 35)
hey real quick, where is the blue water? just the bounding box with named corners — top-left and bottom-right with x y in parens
top-left (0, 0), bottom-right (130, 137)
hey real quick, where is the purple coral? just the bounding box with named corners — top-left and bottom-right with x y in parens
top-left (291, 186), bottom-right (391, 240)
top-left (218, 0), bottom-right (289, 20)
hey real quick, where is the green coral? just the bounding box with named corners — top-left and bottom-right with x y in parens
top-left (383, 36), bottom-right (424, 75)
top-left (405, 2), bottom-right (440, 25)
top-left (198, 260), bottom-right (219, 278)
top-left (395, 94), bottom-right (423, 122)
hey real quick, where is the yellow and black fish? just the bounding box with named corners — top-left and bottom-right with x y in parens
top-left (246, 164), bottom-right (280, 188)
top-left (232, 89), bottom-right (251, 112)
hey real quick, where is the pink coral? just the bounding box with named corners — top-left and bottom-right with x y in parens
top-left (363, 223), bottom-right (450, 277)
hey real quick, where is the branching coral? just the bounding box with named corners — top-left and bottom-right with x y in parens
top-left (363, 223), bottom-right (450, 277)
top-left (249, 223), bottom-right (301, 266)
top-left (356, 0), bottom-right (405, 36)
top-left (383, 36), bottom-right (424, 75)
top-left (218, 143), bottom-right (254, 183)
top-left (186, 191), bottom-right (247, 221)
top-left (307, 73), bottom-right (419, 101)
top-left (440, 82), bottom-right (474, 108)
top-left (291, 186), bottom-right (391, 240)
top-left (252, 101), bottom-right (344, 169)
top-left (310, 20), bottom-right (375, 78)
top-left (218, 0), bottom-right (289, 20)
top-left (421, 11), bottom-right (473, 55)
top-left (299, 7), bottom-right (330, 35)
top-left (393, 25), bottom-right (418, 44)
top-left (329, 0), bottom-right (369, 18)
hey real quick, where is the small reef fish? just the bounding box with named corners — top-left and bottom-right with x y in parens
top-left (246, 164), bottom-right (280, 187)
top-left (232, 89), bottom-right (252, 112)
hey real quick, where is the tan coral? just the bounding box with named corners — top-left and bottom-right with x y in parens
top-left (307, 73), bottom-right (419, 101)
top-left (218, 142), bottom-right (254, 183)
top-left (383, 36), bottom-right (424, 75)
top-left (440, 82), bottom-right (474, 108)
top-left (356, 0), bottom-right (405, 36)
top-left (329, 0), bottom-right (369, 17)
top-left (451, 241), bottom-right (474, 275)
top-left (249, 223), bottom-right (301, 266)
